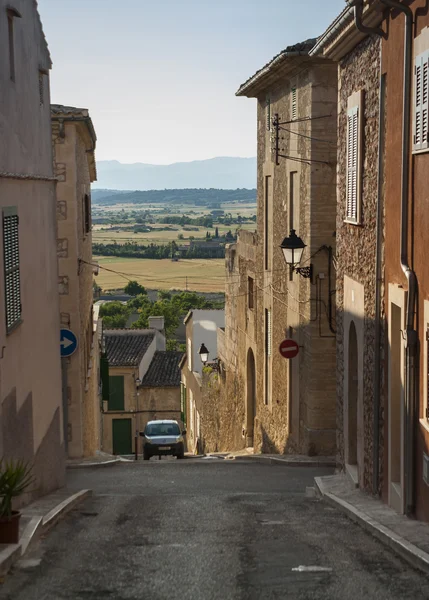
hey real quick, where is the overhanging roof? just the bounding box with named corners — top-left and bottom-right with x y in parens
top-left (236, 38), bottom-right (318, 98)
top-left (309, 1), bottom-right (384, 61)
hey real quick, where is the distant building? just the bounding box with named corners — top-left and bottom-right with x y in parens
top-left (101, 318), bottom-right (166, 454)
top-left (52, 104), bottom-right (101, 459)
top-left (0, 0), bottom-right (65, 500)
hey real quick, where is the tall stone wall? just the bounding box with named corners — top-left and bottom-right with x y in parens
top-left (336, 36), bottom-right (385, 491)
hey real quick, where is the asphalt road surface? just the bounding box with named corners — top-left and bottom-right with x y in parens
top-left (1, 458), bottom-right (429, 600)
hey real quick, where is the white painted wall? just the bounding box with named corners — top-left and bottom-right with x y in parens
top-left (188, 310), bottom-right (225, 375)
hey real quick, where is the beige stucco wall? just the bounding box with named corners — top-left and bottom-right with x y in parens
top-left (102, 364), bottom-right (181, 454)
top-left (0, 0), bottom-right (65, 501)
top-left (53, 118), bottom-right (99, 458)
top-left (102, 366), bottom-right (139, 455)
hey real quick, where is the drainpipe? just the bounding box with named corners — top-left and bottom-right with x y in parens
top-left (373, 67), bottom-right (386, 496)
top-left (379, 0), bottom-right (416, 517)
top-left (348, 0), bottom-right (385, 37)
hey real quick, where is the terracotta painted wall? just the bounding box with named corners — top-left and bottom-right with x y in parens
top-left (382, 0), bottom-right (429, 521)
top-left (0, 0), bottom-right (65, 501)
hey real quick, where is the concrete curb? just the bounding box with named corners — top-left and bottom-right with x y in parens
top-left (314, 477), bottom-right (429, 575)
top-left (42, 489), bottom-right (92, 532)
top-left (0, 545), bottom-right (21, 578)
top-left (67, 458), bottom-right (121, 469)
top-left (0, 488), bottom-right (92, 578)
top-left (232, 455), bottom-right (336, 468)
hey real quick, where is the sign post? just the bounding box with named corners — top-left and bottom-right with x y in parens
top-left (60, 329), bottom-right (78, 454)
top-left (279, 339), bottom-right (299, 359)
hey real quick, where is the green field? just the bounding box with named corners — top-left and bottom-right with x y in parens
top-left (96, 257), bottom-right (226, 293)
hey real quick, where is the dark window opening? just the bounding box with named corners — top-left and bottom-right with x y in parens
top-left (248, 277), bottom-right (254, 309)
top-left (3, 208), bottom-right (21, 333)
top-left (84, 194), bottom-right (91, 234)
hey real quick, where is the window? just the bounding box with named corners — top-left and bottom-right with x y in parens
top-left (187, 337), bottom-right (192, 371)
top-left (38, 71), bottom-right (44, 106)
top-left (108, 376), bottom-right (124, 410)
top-left (291, 88), bottom-right (297, 121)
top-left (264, 309), bottom-right (272, 405)
top-left (414, 51), bottom-right (429, 152)
top-left (266, 95), bottom-right (271, 131)
top-left (83, 194), bottom-right (91, 234)
top-left (248, 276), bottom-right (254, 309)
top-left (180, 382), bottom-right (187, 426)
top-left (264, 176), bottom-right (271, 270)
top-left (3, 208), bottom-right (21, 333)
top-left (346, 91), bottom-right (363, 224)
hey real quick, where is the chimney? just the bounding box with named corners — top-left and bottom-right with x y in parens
top-left (148, 316), bottom-right (165, 332)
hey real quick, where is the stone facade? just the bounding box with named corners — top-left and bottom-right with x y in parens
top-left (207, 44), bottom-right (338, 457)
top-left (335, 37), bottom-right (384, 491)
top-left (52, 106), bottom-right (100, 458)
top-left (0, 0), bottom-right (65, 502)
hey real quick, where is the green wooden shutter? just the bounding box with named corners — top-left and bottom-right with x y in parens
top-left (3, 207), bottom-right (21, 332)
top-left (100, 353), bottom-right (110, 402)
top-left (108, 376), bottom-right (125, 410)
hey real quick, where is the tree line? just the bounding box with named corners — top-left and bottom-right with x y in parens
top-left (93, 241), bottom-right (227, 259)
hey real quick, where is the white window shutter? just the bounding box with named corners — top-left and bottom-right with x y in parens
top-left (346, 106), bottom-right (359, 223)
top-left (423, 53), bottom-right (429, 150)
top-left (415, 55), bottom-right (423, 150)
top-left (292, 88), bottom-right (297, 121)
top-left (266, 96), bottom-right (271, 131)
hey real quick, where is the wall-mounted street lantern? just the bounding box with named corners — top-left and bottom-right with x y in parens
top-left (198, 343), bottom-right (209, 365)
top-left (280, 229), bottom-right (313, 279)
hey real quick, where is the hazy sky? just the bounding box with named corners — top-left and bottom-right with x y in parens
top-left (38, 0), bottom-right (344, 165)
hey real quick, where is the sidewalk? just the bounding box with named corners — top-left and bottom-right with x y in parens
top-left (222, 449), bottom-right (336, 467)
top-left (0, 488), bottom-right (91, 578)
top-left (315, 473), bottom-right (429, 575)
top-left (67, 450), bottom-right (131, 469)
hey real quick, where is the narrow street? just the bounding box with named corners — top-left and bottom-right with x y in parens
top-left (1, 460), bottom-right (429, 600)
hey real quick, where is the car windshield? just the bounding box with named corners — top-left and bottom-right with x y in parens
top-left (145, 423), bottom-right (180, 437)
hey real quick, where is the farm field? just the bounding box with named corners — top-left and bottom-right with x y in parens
top-left (95, 256), bottom-right (226, 292)
top-left (92, 222), bottom-right (255, 245)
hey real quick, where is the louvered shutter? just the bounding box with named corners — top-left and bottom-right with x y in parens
top-left (3, 208), bottom-right (21, 332)
top-left (266, 96), bottom-right (271, 131)
top-left (292, 88), bottom-right (297, 121)
top-left (267, 310), bottom-right (272, 357)
top-left (414, 51), bottom-right (429, 151)
top-left (346, 106), bottom-right (359, 222)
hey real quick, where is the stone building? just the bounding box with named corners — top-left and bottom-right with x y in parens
top-left (51, 104), bottom-right (101, 459)
top-left (180, 309), bottom-right (225, 454)
top-left (311, 2), bottom-right (384, 492)
top-left (213, 39), bottom-right (338, 456)
top-left (314, 0), bottom-right (429, 523)
top-left (0, 0), bottom-right (65, 500)
top-left (139, 351), bottom-right (183, 426)
top-left (102, 319), bottom-right (169, 455)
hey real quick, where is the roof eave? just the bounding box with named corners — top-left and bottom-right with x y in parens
top-left (309, 1), bottom-right (384, 61)
top-left (236, 52), bottom-right (312, 98)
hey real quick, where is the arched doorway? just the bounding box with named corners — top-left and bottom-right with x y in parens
top-left (347, 321), bottom-right (358, 470)
top-left (246, 348), bottom-right (256, 447)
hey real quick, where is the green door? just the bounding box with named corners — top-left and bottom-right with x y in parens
top-left (112, 419), bottom-right (132, 455)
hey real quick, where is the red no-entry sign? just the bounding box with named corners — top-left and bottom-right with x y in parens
top-left (279, 339), bottom-right (299, 359)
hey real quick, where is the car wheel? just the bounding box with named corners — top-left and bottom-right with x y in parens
top-left (177, 451), bottom-right (185, 459)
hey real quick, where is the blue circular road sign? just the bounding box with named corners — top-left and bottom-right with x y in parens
top-left (60, 328), bottom-right (78, 357)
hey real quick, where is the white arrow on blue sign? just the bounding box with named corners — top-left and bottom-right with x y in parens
top-left (60, 329), bottom-right (78, 357)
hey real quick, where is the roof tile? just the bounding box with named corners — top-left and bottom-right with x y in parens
top-left (141, 351), bottom-right (184, 387)
top-left (104, 330), bottom-right (154, 367)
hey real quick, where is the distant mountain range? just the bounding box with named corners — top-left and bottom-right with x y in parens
top-left (92, 188), bottom-right (256, 206)
top-left (93, 157), bottom-right (257, 190)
